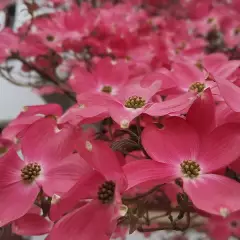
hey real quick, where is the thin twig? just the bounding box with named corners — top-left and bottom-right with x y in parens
top-left (0, 67), bottom-right (36, 87)
top-left (138, 225), bottom-right (174, 232)
top-left (180, 211), bottom-right (191, 231)
top-left (117, 128), bottom-right (140, 141)
top-left (149, 212), bottom-right (170, 222)
top-left (123, 184), bottom-right (165, 202)
top-left (10, 54), bottom-right (77, 103)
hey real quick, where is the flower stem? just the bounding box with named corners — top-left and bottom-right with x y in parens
top-left (123, 184), bottom-right (165, 202)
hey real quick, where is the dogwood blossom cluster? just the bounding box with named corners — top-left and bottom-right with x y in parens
top-left (0, 0), bottom-right (240, 239)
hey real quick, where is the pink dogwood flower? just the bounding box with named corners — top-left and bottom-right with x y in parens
top-left (97, 3), bottom-right (146, 37)
top-left (206, 211), bottom-right (240, 240)
top-left (107, 77), bottom-right (161, 128)
top-left (0, 29), bottom-right (48, 62)
top-left (0, 29), bottom-right (19, 63)
top-left (69, 58), bottom-right (129, 97)
top-left (22, 5), bottom-right (97, 51)
top-left (49, 141), bottom-right (128, 240)
top-left (123, 92), bottom-right (240, 216)
top-left (140, 63), bottom-right (206, 116)
top-left (201, 54), bottom-right (240, 112)
top-left (69, 58), bottom-right (163, 127)
top-left (221, 16), bottom-right (240, 48)
top-left (0, 118), bottom-right (82, 227)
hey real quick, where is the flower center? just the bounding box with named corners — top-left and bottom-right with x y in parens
top-left (125, 96), bottom-right (146, 109)
top-left (206, 73), bottom-right (215, 81)
top-left (207, 18), bottom-right (214, 23)
top-left (180, 160), bottom-right (201, 179)
top-left (0, 147), bottom-right (7, 155)
top-left (231, 220), bottom-right (238, 228)
top-left (98, 180), bottom-right (116, 204)
top-left (101, 85), bottom-right (112, 94)
top-left (234, 26), bottom-right (240, 35)
top-left (195, 61), bottom-right (203, 70)
top-left (46, 35), bottom-right (55, 42)
top-left (21, 163), bottom-right (41, 183)
top-left (189, 82), bottom-right (205, 93)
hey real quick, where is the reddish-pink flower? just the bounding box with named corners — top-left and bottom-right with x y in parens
top-left (49, 141), bottom-right (128, 240)
top-left (206, 211), bottom-right (240, 240)
top-left (0, 118), bottom-right (82, 227)
top-left (21, 6), bottom-right (96, 51)
top-left (0, 29), bottom-right (19, 63)
top-left (124, 93), bottom-right (240, 216)
top-left (69, 58), bottom-right (129, 97)
top-left (201, 55), bottom-right (240, 112)
top-left (140, 63), bottom-right (211, 116)
top-left (107, 77), bottom-right (161, 128)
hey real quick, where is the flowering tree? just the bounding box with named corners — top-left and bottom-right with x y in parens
top-left (0, 0), bottom-right (240, 239)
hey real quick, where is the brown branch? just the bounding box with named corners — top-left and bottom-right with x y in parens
top-left (138, 212), bottom-right (193, 233)
top-left (149, 212), bottom-right (170, 222)
top-left (138, 225), bottom-right (174, 232)
top-left (115, 129), bottom-right (140, 141)
top-left (10, 53), bottom-right (77, 103)
top-left (0, 67), bottom-right (37, 87)
top-left (123, 184), bottom-right (165, 202)
top-left (180, 211), bottom-right (191, 231)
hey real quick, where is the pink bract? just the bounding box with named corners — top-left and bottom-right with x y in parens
top-left (0, 118), bottom-right (82, 227)
top-left (12, 206), bottom-right (53, 236)
top-left (49, 141), bottom-right (128, 240)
